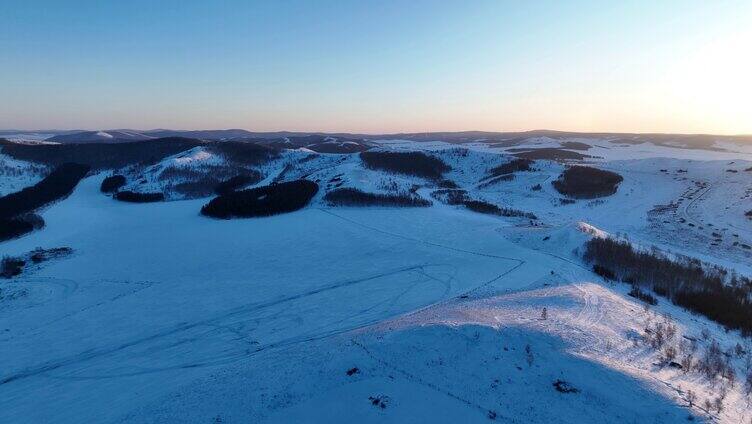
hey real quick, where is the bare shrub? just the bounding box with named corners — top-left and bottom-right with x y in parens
top-left (525, 344), bottom-right (534, 367)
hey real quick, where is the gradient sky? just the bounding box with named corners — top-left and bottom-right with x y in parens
top-left (1, 0), bottom-right (750, 134)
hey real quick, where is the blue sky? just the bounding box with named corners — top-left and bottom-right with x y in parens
top-left (1, 0), bottom-right (750, 134)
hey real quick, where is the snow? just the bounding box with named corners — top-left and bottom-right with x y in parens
top-left (1, 136), bottom-right (752, 422)
top-left (171, 147), bottom-right (220, 166)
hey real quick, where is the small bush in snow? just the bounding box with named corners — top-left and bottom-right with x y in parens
top-left (524, 344), bottom-right (534, 367)
top-left (627, 286), bottom-right (658, 305)
top-left (552, 379), bottom-right (579, 393)
top-left (1, 256), bottom-right (26, 278)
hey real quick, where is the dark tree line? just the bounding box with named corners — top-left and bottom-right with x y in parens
top-left (100, 175), bottom-right (126, 193)
top-left (488, 158), bottom-right (533, 177)
top-left (463, 200), bottom-right (538, 219)
top-left (0, 162), bottom-right (86, 241)
top-left (360, 151), bottom-right (451, 180)
top-left (324, 187), bottom-right (431, 207)
top-left (552, 166), bottom-right (623, 199)
top-left (431, 189), bottom-right (537, 219)
top-left (0, 137), bottom-right (202, 170)
top-left (114, 191), bottom-right (165, 203)
top-left (201, 179), bottom-right (318, 219)
top-left (584, 237), bottom-right (752, 335)
top-left (0, 163), bottom-right (90, 219)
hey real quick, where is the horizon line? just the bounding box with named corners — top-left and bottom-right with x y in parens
top-left (2, 128), bottom-right (752, 138)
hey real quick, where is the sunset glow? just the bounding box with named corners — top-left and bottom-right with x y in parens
top-left (1, 0), bottom-right (750, 134)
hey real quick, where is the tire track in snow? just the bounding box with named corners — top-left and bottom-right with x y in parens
top-left (0, 265), bottom-right (428, 385)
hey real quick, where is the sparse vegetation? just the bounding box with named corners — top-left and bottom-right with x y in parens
top-left (431, 189), bottom-right (536, 219)
top-left (29, 247), bottom-right (73, 264)
top-left (201, 179), bottom-right (318, 219)
top-left (360, 151), bottom-right (450, 180)
top-left (431, 189), bottom-right (468, 205)
top-left (0, 247), bottom-right (73, 279)
top-left (552, 166), bottom-right (623, 199)
top-left (628, 286), bottom-right (658, 305)
top-left (324, 187), bottom-right (430, 207)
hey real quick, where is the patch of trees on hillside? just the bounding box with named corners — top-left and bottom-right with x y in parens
top-left (206, 142), bottom-right (280, 167)
top-left (324, 187), bottom-right (431, 207)
top-left (488, 158), bottom-right (533, 177)
top-left (360, 151), bottom-right (451, 180)
top-left (0, 163), bottom-right (87, 241)
top-left (0, 163), bottom-right (90, 219)
top-left (552, 166), bottom-right (623, 199)
top-left (114, 191), bottom-right (164, 203)
top-left (201, 179), bottom-right (318, 219)
top-left (583, 236), bottom-right (752, 335)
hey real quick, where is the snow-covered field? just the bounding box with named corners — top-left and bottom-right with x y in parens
top-left (1, 136), bottom-right (752, 423)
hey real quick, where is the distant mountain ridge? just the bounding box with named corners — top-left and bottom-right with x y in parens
top-left (7, 128), bottom-right (752, 152)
